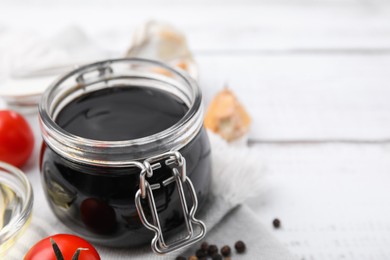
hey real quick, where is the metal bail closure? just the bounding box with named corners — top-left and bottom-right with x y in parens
top-left (135, 151), bottom-right (206, 254)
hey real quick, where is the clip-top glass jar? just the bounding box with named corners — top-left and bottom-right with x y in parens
top-left (38, 58), bottom-right (211, 253)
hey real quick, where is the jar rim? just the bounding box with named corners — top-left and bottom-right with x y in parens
top-left (39, 58), bottom-right (204, 166)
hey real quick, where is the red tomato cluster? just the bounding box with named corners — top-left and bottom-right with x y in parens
top-left (0, 111), bottom-right (101, 258)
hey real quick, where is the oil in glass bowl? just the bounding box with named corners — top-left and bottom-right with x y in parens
top-left (0, 162), bottom-right (33, 256)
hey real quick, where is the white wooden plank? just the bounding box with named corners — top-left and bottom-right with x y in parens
top-left (0, 3), bottom-right (390, 52)
top-left (0, 0), bottom-right (367, 5)
top-left (247, 143), bottom-right (390, 259)
top-left (2, 54), bottom-right (390, 141)
top-left (197, 54), bottom-right (390, 141)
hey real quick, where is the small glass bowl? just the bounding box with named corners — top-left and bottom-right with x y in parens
top-left (0, 161), bottom-right (33, 256)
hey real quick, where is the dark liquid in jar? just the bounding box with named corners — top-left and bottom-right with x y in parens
top-left (56, 86), bottom-right (188, 141)
top-left (40, 86), bottom-right (211, 247)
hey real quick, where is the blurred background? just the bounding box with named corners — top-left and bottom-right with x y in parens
top-left (1, 0), bottom-right (390, 259)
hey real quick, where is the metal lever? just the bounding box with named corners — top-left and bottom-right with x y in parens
top-left (135, 151), bottom-right (206, 254)
top-left (76, 63), bottom-right (113, 84)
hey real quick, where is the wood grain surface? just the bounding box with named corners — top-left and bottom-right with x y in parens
top-left (1, 1), bottom-right (390, 259)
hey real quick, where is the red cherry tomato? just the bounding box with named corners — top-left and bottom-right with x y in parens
top-left (0, 110), bottom-right (34, 167)
top-left (24, 234), bottom-right (100, 260)
top-left (80, 198), bottom-right (117, 235)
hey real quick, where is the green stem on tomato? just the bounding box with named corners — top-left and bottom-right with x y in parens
top-left (50, 238), bottom-right (64, 260)
top-left (72, 248), bottom-right (89, 260)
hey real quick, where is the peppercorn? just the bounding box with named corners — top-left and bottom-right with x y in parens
top-left (208, 244), bottom-right (218, 256)
top-left (200, 241), bottom-right (209, 252)
top-left (273, 218), bottom-right (281, 229)
top-left (212, 254), bottom-right (223, 260)
top-left (176, 256), bottom-right (186, 260)
top-left (196, 249), bottom-right (207, 258)
top-left (220, 245), bottom-right (231, 257)
top-left (235, 240), bottom-right (246, 253)
top-left (188, 256), bottom-right (198, 260)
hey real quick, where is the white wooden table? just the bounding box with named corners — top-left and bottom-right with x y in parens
top-left (1, 1), bottom-right (390, 259)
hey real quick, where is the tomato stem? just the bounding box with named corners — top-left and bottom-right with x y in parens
top-left (50, 238), bottom-right (64, 260)
top-left (72, 248), bottom-right (89, 260)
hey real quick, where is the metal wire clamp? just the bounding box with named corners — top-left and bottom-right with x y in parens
top-left (135, 151), bottom-right (206, 254)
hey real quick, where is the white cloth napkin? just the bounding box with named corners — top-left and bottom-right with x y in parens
top-left (0, 26), bottom-right (103, 79)
top-left (0, 27), bottom-right (105, 104)
top-left (6, 130), bottom-right (296, 259)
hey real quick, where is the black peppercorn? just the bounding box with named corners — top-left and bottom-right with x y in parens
top-left (176, 256), bottom-right (186, 260)
top-left (208, 244), bottom-right (218, 256)
top-left (196, 249), bottom-right (207, 258)
top-left (220, 245), bottom-right (231, 257)
top-left (235, 240), bottom-right (246, 253)
top-left (212, 254), bottom-right (223, 260)
top-left (273, 218), bottom-right (281, 229)
top-left (200, 241), bottom-right (209, 252)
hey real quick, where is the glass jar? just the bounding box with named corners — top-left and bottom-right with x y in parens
top-left (38, 58), bottom-right (211, 252)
